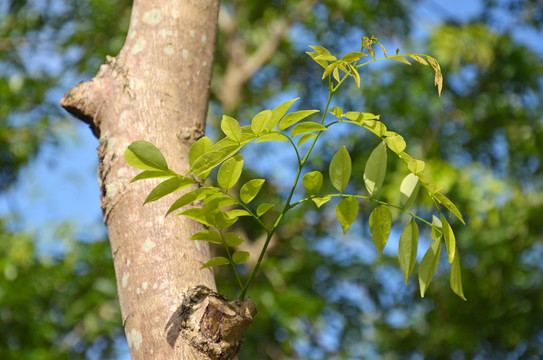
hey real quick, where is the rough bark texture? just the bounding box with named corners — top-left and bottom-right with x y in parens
top-left (60, 1), bottom-right (255, 358)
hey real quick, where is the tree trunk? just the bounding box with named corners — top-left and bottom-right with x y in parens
top-left (60, 1), bottom-right (256, 358)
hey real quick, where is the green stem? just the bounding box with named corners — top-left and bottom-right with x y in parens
top-left (221, 230), bottom-right (244, 290)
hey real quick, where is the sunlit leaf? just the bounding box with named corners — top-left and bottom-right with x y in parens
top-left (215, 211), bottom-right (238, 230)
top-left (166, 187), bottom-right (218, 216)
top-left (410, 54), bottom-right (429, 65)
top-left (434, 192), bottom-right (465, 224)
top-left (385, 135), bottom-right (406, 154)
top-left (251, 110), bottom-right (271, 135)
top-left (398, 219), bottom-right (419, 284)
top-left (180, 207), bottom-right (216, 227)
top-left (364, 141), bottom-right (387, 196)
top-left (303, 171), bottom-right (323, 194)
top-left (347, 63), bottom-right (360, 87)
top-left (387, 55), bottom-right (412, 65)
top-left (188, 136), bottom-right (213, 168)
top-left (268, 98), bottom-right (299, 129)
top-left (322, 62), bottom-right (338, 79)
top-left (364, 120), bottom-right (387, 137)
top-left (224, 232), bottom-right (244, 247)
top-left (201, 256), bottom-right (230, 269)
top-left (419, 239), bottom-right (442, 297)
top-left (279, 110), bottom-right (320, 130)
top-left (407, 158), bottom-right (426, 174)
top-left (226, 209), bottom-right (251, 217)
top-left (124, 140), bottom-right (169, 171)
top-left (341, 51), bottom-right (367, 62)
top-left (232, 251), bottom-right (250, 265)
top-left (217, 154), bottom-right (244, 191)
top-left (130, 170), bottom-right (175, 183)
top-left (441, 213), bottom-right (456, 264)
top-left (344, 112), bottom-right (380, 123)
top-left (312, 196), bottom-right (331, 208)
top-left (329, 106), bottom-right (344, 119)
top-left (189, 230), bottom-right (222, 244)
top-left (143, 176), bottom-right (195, 205)
top-left (256, 203), bottom-right (274, 217)
top-left (240, 179), bottom-right (265, 204)
top-left (291, 122), bottom-right (327, 136)
top-left (450, 250), bottom-right (467, 300)
top-left (431, 214), bottom-right (443, 240)
top-left (221, 115), bottom-right (242, 142)
top-left (329, 146), bottom-right (352, 192)
top-left (255, 132), bottom-right (289, 143)
top-left (298, 133), bottom-right (317, 146)
top-left (369, 205), bottom-right (391, 256)
top-left (335, 197), bottom-right (359, 234)
top-left (191, 145), bottom-right (240, 179)
top-left (400, 173), bottom-right (420, 209)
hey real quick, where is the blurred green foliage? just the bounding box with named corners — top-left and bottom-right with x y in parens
top-left (1, 0), bottom-right (542, 359)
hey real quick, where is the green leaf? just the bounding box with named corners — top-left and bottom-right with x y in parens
top-left (431, 215), bottom-right (443, 240)
top-left (347, 63), bottom-right (360, 87)
top-left (124, 140), bottom-right (169, 171)
top-left (232, 251), bottom-right (250, 265)
top-left (387, 55), bottom-right (412, 65)
top-left (322, 62), bottom-right (338, 79)
top-left (191, 145), bottom-right (239, 179)
top-left (344, 112), bottom-right (380, 123)
top-left (342, 51), bottom-right (367, 62)
top-left (130, 170), bottom-right (175, 183)
top-left (143, 176), bottom-right (195, 205)
top-left (400, 173), bottom-right (420, 209)
top-left (306, 51), bottom-right (328, 68)
top-left (329, 107), bottom-right (344, 119)
top-left (188, 136), bottom-right (213, 168)
top-left (407, 158), bottom-right (425, 174)
top-left (410, 54), bottom-right (429, 65)
top-left (268, 97), bottom-right (299, 129)
top-left (224, 232), bottom-right (244, 247)
top-left (240, 179), bottom-right (265, 204)
top-left (329, 146), bottom-right (352, 192)
top-left (385, 135), bottom-right (406, 154)
top-left (364, 120), bottom-right (387, 137)
top-left (335, 197), bottom-right (359, 234)
top-left (291, 122), bottom-right (328, 136)
top-left (369, 205), bottom-right (391, 256)
top-left (434, 192), bottom-right (465, 224)
top-left (189, 230), bottom-right (222, 244)
top-left (279, 110), bottom-right (320, 130)
top-left (251, 110), bottom-right (271, 135)
top-left (217, 154), bottom-right (244, 191)
top-left (226, 209), bottom-right (251, 217)
top-left (201, 256), bottom-right (230, 269)
top-left (419, 239), bottom-right (442, 297)
top-left (298, 133), bottom-right (317, 146)
top-left (221, 115), bottom-right (242, 142)
top-left (315, 54), bottom-right (337, 62)
top-left (215, 211), bottom-right (238, 230)
top-left (309, 45), bottom-right (332, 56)
top-left (166, 187), bottom-right (218, 216)
top-left (364, 141), bottom-right (387, 196)
top-left (312, 196), bottom-right (331, 208)
top-left (398, 219), bottom-right (419, 285)
top-left (302, 171), bottom-right (323, 194)
top-left (256, 203), bottom-right (274, 217)
top-left (450, 250), bottom-right (467, 300)
top-left (441, 214), bottom-right (456, 264)
top-left (180, 208), bottom-right (216, 227)
top-left (255, 132), bottom-right (289, 143)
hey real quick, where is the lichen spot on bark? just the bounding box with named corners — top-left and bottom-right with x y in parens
top-left (117, 167), bottom-right (128, 177)
top-left (201, 34), bottom-right (207, 44)
top-left (172, 10), bottom-right (179, 19)
top-left (142, 282), bottom-right (149, 290)
top-left (127, 329), bottom-right (143, 350)
top-left (132, 39), bottom-right (146, 55)
top-left (142, 9), bottom-right (161, 25)
top-left (129, 78), bottom-right (142, 90)
top-left (190, 29), bottom-right (195, 38)
top-left (122, 272), bottom-right (130, 288)
top-left (143, 239), bottom-right (156, 252)
top-left (106, 183), bottom-right (118, 198)
top-left (164, 46), bottom-right (174, 56)
top-left (182, 49), bottom-right (189, 59)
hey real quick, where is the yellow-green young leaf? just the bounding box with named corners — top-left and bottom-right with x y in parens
top-left (188, 136), bottom-right (213, 168)
top-left (180, 208), bottom-right (216, 227)
top-left (425, 182), bottom-right (443, 195)
top-left (398, 219), bottom-right (419, 285)
top-left (322, 62), bottom-right (338, 79)
top-left (124, 140), bottom-right (169, 171)
top-left (329, 146), bottom-right (352, 192)
top-left (418, 239), bottom-right (442, 297)
top-left (387, 55), bottom-right (412, 65)
top-left (226, 209), bottom-right (251, 217)
top-left (410, 54), bottom-right (428, 65)
top-left (329, 107), bottom-right (344, 119)
top-left (341, 51), bottom-right (367, 62)
top-left (431, 215), bottom-right (443, 240)
top-left (315, 54), bottom-right (337, 62)
top-left (279, 110), bottom-right (320, 130)
top-left (303, 171), bottom-right (323, 194)
top-left (347, 63), bottom-right (360, 87)
top-left (201, 256), bottom-right (230, 269)
top-left (312, 196), bottom-right (331, 208)
top-left (298, 133), bottom-right (317, 146)
top-left (385, 135), bottom-right (406, 154)
top-left (291, 122), bottom-right (328, 136)
top-left (191, 145), bottom-right (239, 179)
top-left (407, 158), bottom-right (426, 174)
top-left (189, 230), bottom-right (222, 244)
top-left (441, 214), bottom-right (456, 264)
top-left (434, 192), bottom-right (465, 224)
top-left (251, 110), bottom-right (271, 135)
top-left (130, 170), bottom-right (175, 183)
top-left (308, 45), bottom-right (332, 56)
top-left (306, 51), bottom-right (328, 68)
top-left (224, 232), bottom-right (244, 247)
top-left (344, 112), bottom-right (380, 123)
top-left (232, 251), bottom-right (250, 265)
top-left (143, 176), bottom-right (195, 205)
top-left (364, 120), bottom-right (387, 137)
top-left (166, 187), bottom-right (218, 216)
top-left (217, 154), bottom-right (244, 191)
top-left (268, 98), bottom-right (299, 129)
top-left (369, 205), bottom-right (392, 256)
top-left (333, 67), bottom-right (340, 82)
top-left (400, 173), bottom-right (420, 209)
top-left (255, 132), bottom-right (289, 143)
top-left (256, 203), bottom-right (274, 217)
top-left (427, 56), bottom-right (443, 96)
top-left (214, 211), bottom-right (238, 230)
top-left (240, 179), bottom-right (265, 204)
top-left (450, 250), bottom-right (467, 300)
top-left (335, 197), bottom-right (359, 234)
top-left (221, 115), bottom-right (242, 142)
top-left (364, 141), bottom-right (387, 196)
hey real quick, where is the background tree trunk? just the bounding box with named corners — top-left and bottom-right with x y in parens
top-left (61, 1), bottom-right (254, 358)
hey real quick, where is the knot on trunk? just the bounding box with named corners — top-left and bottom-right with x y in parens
top-left (166, 285), bottom-right (257, 360)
